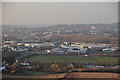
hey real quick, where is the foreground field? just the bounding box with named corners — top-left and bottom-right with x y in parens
top-left (3, 72), bottom-right (119, 78)
top-left (28, 55), bottom-right (118, 65)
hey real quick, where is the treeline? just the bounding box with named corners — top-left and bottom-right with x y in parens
top-left (3, 60), bottom-right (118, 75)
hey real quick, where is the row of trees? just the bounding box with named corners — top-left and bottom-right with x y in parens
top-left (3, 60), bottom-right (118, 75)
top-left (3, 61), bottom-right (75, 74)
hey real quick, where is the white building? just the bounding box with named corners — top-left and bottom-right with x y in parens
top-left (24, 43), bottom-right (56, 47)
top-left (52, 48), bottom-right (65, 54)
top-left (67, 47), bottom-right (88, 54)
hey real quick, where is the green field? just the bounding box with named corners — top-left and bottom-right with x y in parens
top-left (22, 70), bottom-right (50, 75)
top-left (28, 55), bottom-right (118, 65)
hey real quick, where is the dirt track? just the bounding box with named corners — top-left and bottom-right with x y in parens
top-left (33, 72), bottom-right (119, 78)
top-left (64, 72), bottom-right (119, 78)
top-left (3, 72), bottom-right (119, 78)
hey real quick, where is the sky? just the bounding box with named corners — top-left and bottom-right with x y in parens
top-left (0, 2), bottom-right (2, 25)
top-left (2, 2), bottom-right (118, 25)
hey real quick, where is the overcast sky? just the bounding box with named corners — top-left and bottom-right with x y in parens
top-left (2, 2), bottom-right (118, 25)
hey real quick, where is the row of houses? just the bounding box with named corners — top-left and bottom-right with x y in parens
top-left (1, 40), bottom-right (119, 54)
top-left (61, 42), bottom-right (119, 52)
top-left (24, 42), bottom-right (56, 47)
top-left (52, 47), bottom-right (88, 54)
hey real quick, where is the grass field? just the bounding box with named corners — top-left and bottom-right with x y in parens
top-left (22, 70), bottom-right (50, 75)
top-left (28, 55), bottom-right (118, 66)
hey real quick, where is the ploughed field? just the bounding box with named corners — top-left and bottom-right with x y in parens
top-left (28, 55), bottom-right (118, 66)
